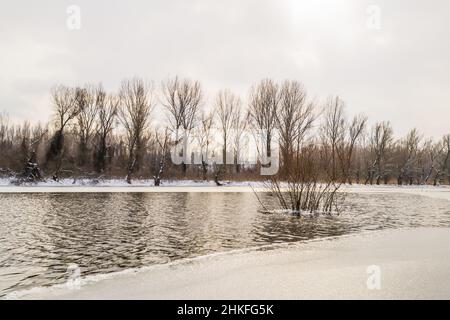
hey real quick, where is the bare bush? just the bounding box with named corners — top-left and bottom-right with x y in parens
top-left (262, 144), bottom-right (344, 215)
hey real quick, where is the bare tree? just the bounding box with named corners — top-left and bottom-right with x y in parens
top-left (21, 122), bottom-right (47, 182)
top-left (321, 96), bottom-right (346, 182)
top-left (46, 85), bottom-right (80, 180)
top-left (396, 128), bottom-right (421, 185)
top-left (215, 90), bottom-right (240, 169)
top-left (337, 114), bottom-right (367, 183)
top-left (161, 76), bottom-right (203, 174)
top-left (232, 104), bottom-right (249, 174)
top-left (366, 121), bottom-right (393, 185)
top-left (419, 139), bottom-right (437, 184)
top-left (18, 121), bottom-right (31, 167)
top-left (433, 134), bottom-right (450, 185)
top-left (195, 110), bottom-right (214, 180)
top-left (249, 79), bottom-right (280, 161)
top-left (0, 113), bottom-right (10, 166)
top-left (256, 88), bottom-right (344, 215)
top-left (153, 128), bottom-right (170, 186)
top-left (118, 78), bottom-right (154, 184)
top-left (94, 90), bottom-right (119, 173)
top-left (75, 85), bottom-right (99, 167)
top-left (277, 80), bottom-right (315, 176)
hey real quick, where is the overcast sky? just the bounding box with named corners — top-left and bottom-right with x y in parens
top-left (1, 0), bottom-right (449, 138)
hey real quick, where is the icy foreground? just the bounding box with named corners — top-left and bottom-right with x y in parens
top-left (12, 227), bottom-right (450, 300)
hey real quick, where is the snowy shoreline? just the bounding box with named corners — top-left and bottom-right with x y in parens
top-left (0, 178), bottom-right (449, 199)
top-left (9, 227), bottom-right (450, 300)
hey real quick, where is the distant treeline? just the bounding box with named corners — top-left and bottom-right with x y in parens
top-left (0, 77), bottom-right (449, 186)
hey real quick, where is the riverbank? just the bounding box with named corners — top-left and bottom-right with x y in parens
top-left (9, 227), bottom-right (450, 300)
top-left (0, 179), bottom-right (449, 201)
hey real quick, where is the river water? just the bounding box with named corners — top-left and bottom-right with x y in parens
top-left (0, 191), bottom-right (449, 296)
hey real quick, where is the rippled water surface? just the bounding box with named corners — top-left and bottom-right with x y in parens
top-left (0, 191), bottom-right (449, 296)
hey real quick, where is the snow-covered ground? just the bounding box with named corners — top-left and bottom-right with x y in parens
top-left (0, 177), bottom-right (449, 201)
top-left (0, 178), bottom-right (261, 193)
top-left (343, 184), bottom-right (450, 201)
top-left (8, 227), bottom-right (450, 300)
top-left (0, 177), bottom-right (251, 187)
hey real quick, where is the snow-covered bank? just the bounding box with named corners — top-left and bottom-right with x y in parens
top-left (10, 228), bottom-right (450, 300)
top-left (343, 184), bottom-right (450, 201)
top-left (0, 177), bottom-right (449, 201)
top-left (0, 178), bottom-right (262, 193)
top-left (0, 178), bottom-right (253, 188)
top-left (2, 177), bottom-right (450, 191)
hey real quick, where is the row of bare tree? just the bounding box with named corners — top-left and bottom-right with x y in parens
top-left (0, 77), bottom-right (449, 186)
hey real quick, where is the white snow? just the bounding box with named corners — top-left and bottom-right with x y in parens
top-left (0, 178), bottom-right (264, 192)
top-left (8, 227), bottom-right (450, 300)
top-left (342, 184), bottom-right (450, 201)
top-left (0, 177), bottom-right (449, 200)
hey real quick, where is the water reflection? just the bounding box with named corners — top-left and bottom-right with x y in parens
top-left (0, 191), bottom-right (449, 296)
